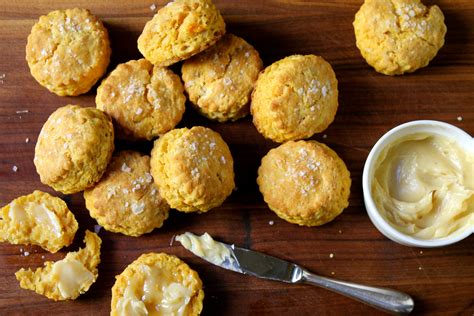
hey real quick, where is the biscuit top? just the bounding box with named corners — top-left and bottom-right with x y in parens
top-left (84, 151), bottom-right (169, 237)
top-left (258, 141), bottom-right (351, 220)
top-left (112, 253), bottom-right (204, 316)
top-left (34, 105), bottom-right (114, 194)
top-left (26, 8), bottom-right (111, 94)
top-left (96, 59), bottom-right (185, 140)
top-left (182, 34), bottom-right (263, 121)
top-left (151, 126), bottom-right (235, 212)
top-left (0, 190), bottom-right (78, 253)
top-left (138, 0), bottom-right (226, 66)
top-left (353, 0), bottom-right (446, 74)
top-left (251, 55), bottom-right (338, 143)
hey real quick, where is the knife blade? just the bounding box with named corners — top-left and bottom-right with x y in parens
top-left (176, 232), bottom-right (414, 314)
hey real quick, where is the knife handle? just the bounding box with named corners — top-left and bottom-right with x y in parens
top-left (300, 269), bottom-right (414, 314)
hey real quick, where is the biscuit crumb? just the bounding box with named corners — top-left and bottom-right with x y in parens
top-left (329, 253), bottom-right (334, 258)
top-left (12, 165), bottom-right (18, 172)
top-left (149, 3), bottom-right (157, 11)
top-left (457, 116), bottom-right (463, 121)
top-left (323, 134), bottom-right (328, 139)
top-left (20, 248), bottom-right (23, 253)
top-left (418, 266), bottom-right (422, 270)
top-left (41, 255), bottom-right (45, 259)
top-left (25, 138), bottom-right (30, 143)
top-left (121, 163), bottom-right (132, 173)
top-left (268, 220), bottom-right (274, 225)
top-left (419, 250), bottom-right (423, 254)
top-left (338, 229), bottom-right (342, 234)
top-left (331, 271), bottom-right (335, 275)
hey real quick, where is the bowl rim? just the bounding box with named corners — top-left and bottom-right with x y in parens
top-left (362, 120), bottom-right (474, 248)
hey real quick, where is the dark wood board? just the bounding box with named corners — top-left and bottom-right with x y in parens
top-left (0, 0), bottom-right (473, 315)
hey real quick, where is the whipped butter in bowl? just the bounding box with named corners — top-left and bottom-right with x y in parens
top-left (363, 120), bottom-right (474, 247)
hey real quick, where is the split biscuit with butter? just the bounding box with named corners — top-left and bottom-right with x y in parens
top-left (257, 140), bottom-right (351, 226)
top-left (251, 54), bottom-right (339, 143)
top-left (96, 59), bottom-right (186, 140)
top-left (84, 151), bottom-right (169, 237)
top-left (182, 34), bottom-right (263, 122)
top-left (138, 0), bottom-right (226, 66)
top-left (150, 126), bottom-right (234, 212)
top-left (111, 253), bottom-right (204, 316)
top-left (15, 230), bottom-right (101, 301)
top-left (26, 8), bottom-right (111, 96)
top-left (0, 190), bottom-right (78, 253)
top-left (353, 0), bottom-right (447, 75)
top-left (34, 105), bottom-right (114, 194)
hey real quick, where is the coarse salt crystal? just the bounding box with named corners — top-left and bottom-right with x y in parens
top-left (25, 138), bottom-right (29, 143)
top-left (321, 86), bottom-right (328, 97)
top-left (329, 253), bottom-right (334, 258)
top-left (41, 255), bottom-right (45, 259)
top-left (220, 156), bottom-right (226, 164)
top-left (408, 9), bottom-right (415, 17)
top-left (12, 165), bottom-right (18, 172)
top-left (136, 107), bottom-right (143, 115)
top-left (124, 202), bottom-right (130, 208)
top-left (269, 220), bottom-right (274, 225)
top-left (209, 142), bottom-right (216, 149)
top-left (245, 51), bottom-right (250, 58)
top-left (151, 188), bottom-right (157, 195)
top-left (191, 168), bottom-right (199, 177)
top-left (145, 172), bottom-right (153, 183)
top-left (123, 188), bottom-right (129, 194)
top-left (457, 116), bottom-right (463, 121)
top-left (322, 134), bottom-right (328, 139)
top-left (223, 77), bottom-right (232, 86)
top-left (150, 3), bottom-right (157, 11)
top-left (94, 225), bottom-right (102, 234)
top-left (297, 88), bottom-right (304, 95)
top-left (131, 201), bottom-right (145, 215)
top-left (310, 106), bottom-right (315, 112)
top-left (121, 163), bottom-right (132, 173)
top-left (24, 251), bottom-right (30, 257)
top-left (190, 142), bottom-right (197, 151)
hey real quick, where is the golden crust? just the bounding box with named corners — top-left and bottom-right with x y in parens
top-left (96, 59), bottom-right (186, 140)
top-left (257, 141), bottom-right (351, 226)
top-left (34, 105), bottom-right (114, 194)
top-left (111, 253), bottom-right (204, 316)
top-left (353, 0), bottom-right (446, 75)
top-left (138, 0), bottom-right (226, 66)
top-left (182, 34), bottom-right (263, 122)
top-left (0, 191), bottom-right (78, 253)
top-left (84, 151), bottom-right (170, 237)
top-left (15, 230), bottom-right (101, 301)
top-left (251, 55), bottom-right (339, 143)
top-left (150, 126), bottom-right (234, 212)
top-left (26, 8), bottom-right (111, 96)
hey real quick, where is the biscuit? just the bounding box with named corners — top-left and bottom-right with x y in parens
top-left (84, 151), bottom-right (170, 237)
top-left (26, 8), bottom-right (111, 96)
top-left (138, 0), bottom-right (226, 66)
top-left (0, 191), bottom-right (78, 253)
top-left (150, 126), bottom-right (234, 212)
top-left (34, 105), bottom-right (114, 194)
top-left (182, 34), bottom-right (263, 122)
top-left (96, 59), bottom-right (186, 140)
top-left (15, 230), bottom-right (101, 301)
top-left (251, 55), bottom-right (339, 143)
top-left (353, 0), bottom-right (447, 75)
top-left (111, 253), bottom-right (204, 315)
top-left (257, 140), bottom-right (351, 226)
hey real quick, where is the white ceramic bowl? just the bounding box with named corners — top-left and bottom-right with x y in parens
top-left (362, 120), bottom-right (474, 247)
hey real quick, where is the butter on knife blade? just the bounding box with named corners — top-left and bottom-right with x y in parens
top-left (176, 232), bottom-right (415, 314)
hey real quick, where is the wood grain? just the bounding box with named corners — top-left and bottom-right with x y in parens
top-left (0, 1), bottom-right (473, 315)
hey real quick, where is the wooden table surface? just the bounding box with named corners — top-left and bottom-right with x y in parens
top-left (0, 0), bottom-right (473, 315)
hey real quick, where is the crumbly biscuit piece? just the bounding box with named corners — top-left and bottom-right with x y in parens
top-left (0, 191), bottom-right (78, 253)
top-left (15, 230), bottom-right (101, 301)
top-left (251, 55), bottom-right (339, 143)
top-left (138, 0), bottom-right (226, 66)
top-left (26, 8), bottom-right (111, 96)
top-left (96, 59), bottom-right (186, 140)
top-left (182, 34), bottom-right (263, 122)
top-left (34, 105), bottom-right (114, 194)
top-left (257, 141), bottom-right (351, 226)
top-left (150, 126), bottom-right (234, 212)
top-left (111, 253), bottom-right (204, 316)
top-left (84, 151), bottom-right (169, 237)
top-left (353, 0), bottom-right (446, 75)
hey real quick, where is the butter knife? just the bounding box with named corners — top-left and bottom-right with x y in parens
top-left (176, 232), bottom-right (414, 314)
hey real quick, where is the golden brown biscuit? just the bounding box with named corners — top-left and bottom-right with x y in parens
top-left (257, 140), bottom-right (351, 226)
top-left (84, 151), bottom-right (169, 237)
top-left (26, 8), bottom-right (111, 96)
top-left (15, 230), bottom-right (101, 301)
top-left (182, 34), bottom-right (263, 122)
top-left (111, 253), bottom-right (204, 316)
top-left (150, 126), bottom-right (234, 212)
top-left (34, 105), bottom-right (114, 194)
top-left (353, 0), bottom-right (446, 75)
top-left (0, 191), bottom-right (78, 253)
top-left (96, 59), bottom-right (186, 140)
top-left (138, 0), bottom-right (226, 66)
top-left (251, 55), bottom-right (339, 143)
